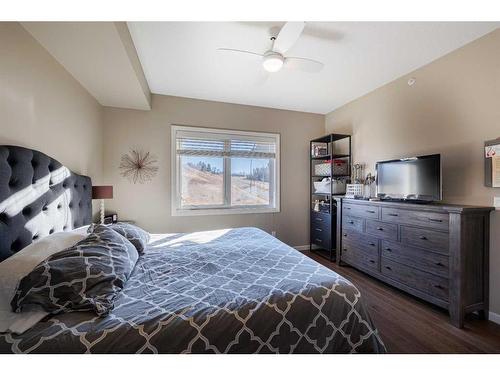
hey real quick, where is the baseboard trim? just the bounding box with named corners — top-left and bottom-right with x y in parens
top-left (294, 245), bottom-right (309, 251)
top-left (294, 245), bottom-right (320, 251)
top-left (489, 311), bottom-right (500, 325)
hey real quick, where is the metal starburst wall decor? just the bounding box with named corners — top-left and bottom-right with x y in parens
top-left (119, 149), bottom-right (159, 184)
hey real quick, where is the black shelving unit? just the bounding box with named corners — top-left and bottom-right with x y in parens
top-left (309, 134), bottom-right (352, 261)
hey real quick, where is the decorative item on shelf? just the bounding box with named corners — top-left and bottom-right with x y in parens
top-left (363, 172), bottom-right (376, 199)
top-left (311, 143), bottom-right (329, 157)
top-left (313, 200), bottom-right (320, 212)
top-left (345, 183), bottom-right (363, 198)
top-left (485, 137), bottom-right (500, 187)
top-left (352, 163), bottom-right (364, 183)
top-left (119, 149), bottom-right (159, 184)
top-left (92, 186), bottom-right (113, 224)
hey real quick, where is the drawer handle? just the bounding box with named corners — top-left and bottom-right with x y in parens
top-left (366, 210), bottom-right (376, 214)
top-left (385, 266), bottom-right (392, 271)
top-left (387, 213), bottom-right (399, 217)
top-left (376, 227), bottom-right (384, 231)
top-left (419, 235), bottom-right (428, 240)
top-left (369, 242), bottom-right (376, 247)
top-left (348, 220), bottom-right (354, 224)
top-left (343, 248), bottom-right (348, 252)
top-left (385, 247), bottom-right (392, 252)
top-left (315, 217), bottom-right (323, 222)
top-left (434, 284), bottom-right (444, 290)
top-left (435, 261), bottom-right (445, 267)
top-left (428, 218), bottom-right (443, 223)
top-left (343, 233), bottom-right (347, 237)
top-left (315, 228), bottom-right (323, 232)
top-left (345, 207), bottom-right (351, 210)
top-left (369, 260), bottom-right (375, 264)
top-left (315, 238), bottom-right (323, 243)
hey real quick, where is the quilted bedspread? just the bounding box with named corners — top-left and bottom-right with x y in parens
top-left (0, 227), bottom-right (385, 353)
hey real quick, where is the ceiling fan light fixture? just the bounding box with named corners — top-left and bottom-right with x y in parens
top-left (262, 52), bottom-right (284, 72)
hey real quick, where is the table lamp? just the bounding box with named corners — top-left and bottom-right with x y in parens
top-left (92, 186), bottom-right (113, 224)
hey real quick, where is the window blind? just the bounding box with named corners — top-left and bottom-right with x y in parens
top-left (176, 132), bottom-right (276, 159)
top-left (176, 137), bottom-right (225, 157)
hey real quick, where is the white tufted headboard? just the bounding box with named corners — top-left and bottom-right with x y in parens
top-left (0, 145), bottom-right (92, 261)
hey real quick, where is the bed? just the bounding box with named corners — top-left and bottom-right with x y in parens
top-left (0, 145), bottom-right (385, 354)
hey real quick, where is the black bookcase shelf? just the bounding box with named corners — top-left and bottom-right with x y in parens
top-left (309, 134), bottom-right (352, 261)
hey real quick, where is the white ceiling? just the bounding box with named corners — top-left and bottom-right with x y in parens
top-left (128, 22), bottom-right (498, 114)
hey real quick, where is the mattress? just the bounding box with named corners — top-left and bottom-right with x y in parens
top-left (0, 227), bottom-right (385, 353)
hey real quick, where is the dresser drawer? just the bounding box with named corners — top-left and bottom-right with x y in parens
top-left (311, 230), bottom-right (331, 249)
top-left (365, 220), bottom-right (398, 241)
top-left (311, 210), bottom-right (331, 226)
top-left (342, 230), bottom-right (379, 253)
top-left (343, 203), bottom-right (380, 219)
top-left (342, 242), bottom-right (379, 272)
top-left (381, 207), bottom-right (449, 231)
top-left (311, 222), bottom-right (331, 238)
top-left (401, 226), bottom-right (449, 254)
top-left (381, 240), bottom-right (449, 278)
top-left (343, 215), bottom-right (364, 233)
top-left (311, 211), bottom-right (331, 231)
top-left (381, 258), bottom-right (449, 301)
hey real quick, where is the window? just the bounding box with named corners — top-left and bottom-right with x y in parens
top-left (171, 125), bottom-right (280, 216)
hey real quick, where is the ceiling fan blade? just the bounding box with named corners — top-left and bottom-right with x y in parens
top-left (272, 22), bottom-right (305, 54)
top-left (217, 48), bottom-right (263, 58)
top-left (285, 56), bottom-right (324, 73)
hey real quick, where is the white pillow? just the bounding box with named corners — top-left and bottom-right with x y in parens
top-left (0, 228), bottom-right (88, 334)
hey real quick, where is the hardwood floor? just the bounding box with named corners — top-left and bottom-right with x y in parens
top-left (304, 250), bottom-right (500, 353)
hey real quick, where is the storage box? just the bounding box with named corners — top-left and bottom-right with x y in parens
top-left (332, 159), bottom-right (348, 175)
top-left (314, 162), bottom-right (331, 176)
top-left (313, 178), bottom-right (346, 194)
top-left (313, 179), bottom-right (330, 193)
top-left (332, 179), bottom-right (346, 194)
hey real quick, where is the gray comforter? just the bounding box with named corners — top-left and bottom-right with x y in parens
top-left (0, 227), bottom-right (385, 353)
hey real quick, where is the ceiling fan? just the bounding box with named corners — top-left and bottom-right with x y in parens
top-left (217, 22), bottom-right (324, 73)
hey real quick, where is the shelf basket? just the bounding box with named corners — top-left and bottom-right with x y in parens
top-left (314, 159), bottom-right (348, 176)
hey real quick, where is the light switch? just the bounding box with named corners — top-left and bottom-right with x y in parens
top-left (494, 197), bottom-right (500, 210)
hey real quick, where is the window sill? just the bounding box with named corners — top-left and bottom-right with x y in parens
top-left (171, 206), bottom-right (280, 217)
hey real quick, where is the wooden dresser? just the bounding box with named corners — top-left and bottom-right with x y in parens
top-left (334, 197), bottom-right (493, 328)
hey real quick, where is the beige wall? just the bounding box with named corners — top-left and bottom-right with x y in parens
top-left (103, 94), bottom-right (324, 246)
top-left (0, 22), bottom-right (103, 193)
top-left (325, 29), bottom-right (500, 316)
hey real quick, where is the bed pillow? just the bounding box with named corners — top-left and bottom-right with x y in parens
top-left (11, 225), bottom-right (138, 317)
top-left (0, 230), bottom-right (88, 334)
top-left (109, 222), bottom-right (150, 253)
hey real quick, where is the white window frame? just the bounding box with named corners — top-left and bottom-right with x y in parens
top-left (171, 125), bottom-right (280, 216)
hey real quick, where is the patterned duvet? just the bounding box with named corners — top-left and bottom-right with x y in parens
top-left (0, 227), bottom-right (385, 353)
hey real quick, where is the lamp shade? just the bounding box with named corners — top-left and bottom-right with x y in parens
top-left (92, 185), bottom-right (113, 199)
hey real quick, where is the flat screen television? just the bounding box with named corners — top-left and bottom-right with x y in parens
top-left (376, 154), bottom-right (441, 202)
